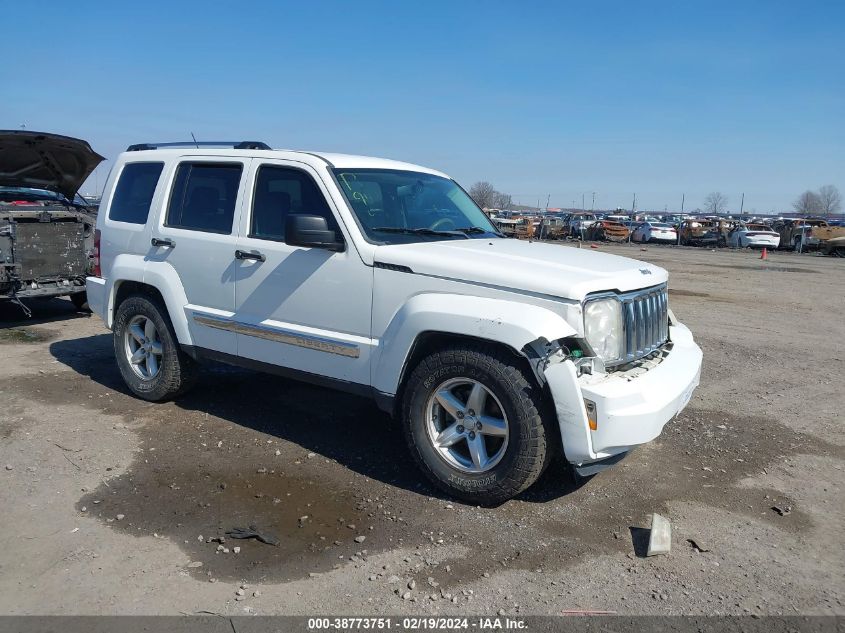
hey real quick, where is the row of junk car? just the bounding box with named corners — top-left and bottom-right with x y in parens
top-left (486, 210), bottom-right (845, 255)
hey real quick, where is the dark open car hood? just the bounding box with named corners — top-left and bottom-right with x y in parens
top-left (0, 131), bottom-right (104, 199)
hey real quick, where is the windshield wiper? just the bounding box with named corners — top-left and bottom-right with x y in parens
top-left (372, 227), bottom-right (469, 239)
top-left (454, 226), bottom-right (506, 238)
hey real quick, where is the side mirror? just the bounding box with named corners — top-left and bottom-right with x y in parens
top-left (285, 215), bottom-right (344, 251)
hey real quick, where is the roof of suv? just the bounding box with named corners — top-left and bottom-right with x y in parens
top-left (120, 146), bottom-right (449, 179)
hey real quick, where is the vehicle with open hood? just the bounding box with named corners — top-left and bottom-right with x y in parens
top-left (0, 131), bottom-right (104, 313)
top-left (87, 140), bottom-right (702, 504)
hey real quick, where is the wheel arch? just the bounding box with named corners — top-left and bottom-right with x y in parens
top-left (389, 331), bottom-right (537, 418)
top-left (372, 293), bottom-right (578, 411)
top-left (109, 263), bottom-right (192, 345)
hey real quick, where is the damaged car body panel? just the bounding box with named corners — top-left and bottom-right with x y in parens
top-left (0, 131), bottom-right (104, 310)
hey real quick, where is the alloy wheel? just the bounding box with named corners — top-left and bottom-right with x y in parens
top-left (425, 378), bottom-right (509, 473)
top-left (124, 315), bottom-right (163, 380)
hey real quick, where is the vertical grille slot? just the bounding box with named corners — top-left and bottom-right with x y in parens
top-left (618, 284), bottom-right (669, 364)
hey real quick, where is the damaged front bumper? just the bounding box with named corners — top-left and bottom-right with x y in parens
top-left (544, 321), bottom-right (702, 474)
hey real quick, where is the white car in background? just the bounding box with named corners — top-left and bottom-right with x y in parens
top-left (631, 222), bottom-right (677, 244)
top-left (727, 223), bottom-right (780, 249)
top-left (567, 213), bottom-right (597, 236)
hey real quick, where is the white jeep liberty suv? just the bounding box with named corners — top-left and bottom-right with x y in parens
top-left (88, 141), bottom-right (702, 504)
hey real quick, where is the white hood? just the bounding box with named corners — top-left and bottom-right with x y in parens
top-left (374, 238), bottom-right (667, 301)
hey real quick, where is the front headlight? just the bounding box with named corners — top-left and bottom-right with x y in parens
top-left (583, 298), bottom-right (624, 363)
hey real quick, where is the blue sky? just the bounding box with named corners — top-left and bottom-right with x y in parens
top-left (2, 0), bottom-right (843, 212)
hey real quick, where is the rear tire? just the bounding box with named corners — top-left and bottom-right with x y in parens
top-left (401, 344), bottom-right (551, 505)
top-left (70, 292), bottom-right (89, 312)
top-left (113, 294), bottom-right (198, 402)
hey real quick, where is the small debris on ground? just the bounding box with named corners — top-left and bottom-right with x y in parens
top-left (687, 538), bottom-right (710, 553)
top-left (226, 525), bottom-right (280, 546)
top-left (646, 513), bottom-right (672, 556)
top-left (772, 505), bottom-right (792, 516)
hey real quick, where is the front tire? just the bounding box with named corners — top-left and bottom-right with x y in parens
top-left (113, 295), bottom-right (198, 402)
top-left (401, 345), bottom-right (551, 505)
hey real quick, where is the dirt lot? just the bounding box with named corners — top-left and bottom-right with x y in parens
top-left (0, 244), bottom-right (843, 616)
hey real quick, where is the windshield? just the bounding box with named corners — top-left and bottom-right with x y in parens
top-left (331, 169), bottom-right (500, 244)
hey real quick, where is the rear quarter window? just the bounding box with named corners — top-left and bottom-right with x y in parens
top-left (108, 162), bottom-right (164, 224)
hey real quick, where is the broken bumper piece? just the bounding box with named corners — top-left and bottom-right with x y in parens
top-left (545, 321), bottom-right (703, 471)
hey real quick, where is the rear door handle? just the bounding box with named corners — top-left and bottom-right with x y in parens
top-left (151, 237), bottom-right (175, 248)
top-left (235, 249), bottom-right (266, 262)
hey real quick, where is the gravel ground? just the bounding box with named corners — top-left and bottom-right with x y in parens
top-left (0, 244), bottom-right (842, 616)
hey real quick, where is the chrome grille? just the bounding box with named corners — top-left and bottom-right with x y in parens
top-left (620, 284), bottom-right (669, 364)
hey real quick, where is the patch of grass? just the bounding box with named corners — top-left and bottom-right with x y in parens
top-left (0, 328), bottom-right (46, 343)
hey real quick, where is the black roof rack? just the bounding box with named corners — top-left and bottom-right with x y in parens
top-left (126, 141), bottom-right (271, 151)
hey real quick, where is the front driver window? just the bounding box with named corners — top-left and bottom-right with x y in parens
top-left (250, 166), bottom-right (338, 241)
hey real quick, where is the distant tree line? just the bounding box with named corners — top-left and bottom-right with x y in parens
top-left (470, 182), bottom-right (842, 215)
top-left (792, 185), bottom-right (842, 215)
top-left (469, 181), bottom-right (513, 210)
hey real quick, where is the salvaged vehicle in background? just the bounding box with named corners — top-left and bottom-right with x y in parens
top-left (727, 223), bottom-right (780, 249)
top-left (491, 215), bottom-right (533, 238)
top-left (88, 140), bottom-right (702, 504)
top-left (631, 222), bottom-right (677, 244)
top-left (585, 219), bottom-right (630, 242)
top-left (516, 216), bottom-right (537, 239)
top-left (772, 218), bottom-right (831, 251)
top-left (796, 222), bottom-right (845, 252)
top-left (679, 218), bottom-right (725, 246)
top-left (0, 131), bottom-right (103, 313)
top-left (566, 213), bottom-right (598, 237)
top-left (536, 216), bottom-right (568, 240)
top-left (821, 235), bottom-right (845, 257)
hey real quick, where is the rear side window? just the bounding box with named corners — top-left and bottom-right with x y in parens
top-left (250, 165), bottom-right (337, 240)
top-left (108, 162), bottom-right (163, 224)
top-left (166, 162), bottom-right (243, 234)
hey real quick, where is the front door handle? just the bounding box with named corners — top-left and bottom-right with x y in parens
top-left (235, 249), bottom-right (266, 262)
top-left (151, 237), bottom-right (175, 248)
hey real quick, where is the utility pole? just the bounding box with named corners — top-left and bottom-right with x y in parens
top-left (632, 193), bottom-right (637, 214)
top-left (739, 192), bottom-right (745, 217)
top-left (546, 194), bottom-right (551, 212)
top-left (591, 192), bottom-right (595, 211)
top-left (677, 194), bottom-right (685, 246)
top-left (582, 193), bottom-right (585, 211)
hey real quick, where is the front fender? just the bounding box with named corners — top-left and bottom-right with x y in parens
top-left (371, 293), bottom-right (577, 396)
